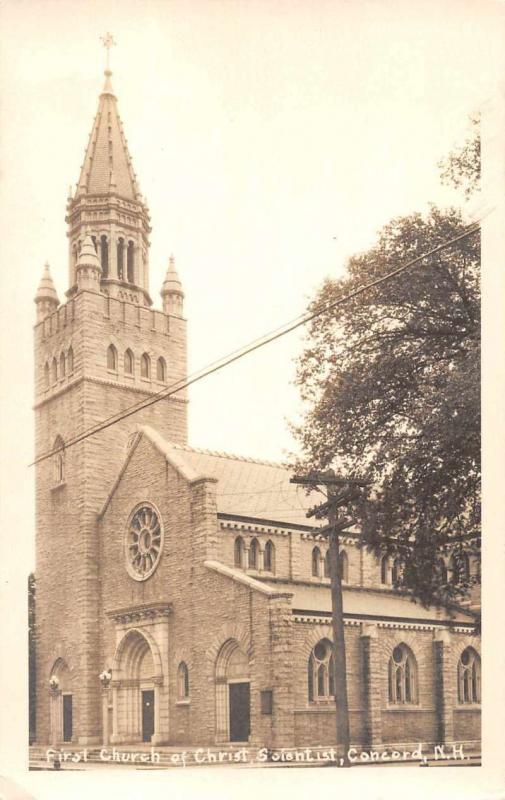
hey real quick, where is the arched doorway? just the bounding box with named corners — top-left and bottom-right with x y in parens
top-left (111, 629), bottom-right (163, 744)
top-left (215, 639), bottom-right (250, 743)
top-left (49, 658), bottom-right (73, 744)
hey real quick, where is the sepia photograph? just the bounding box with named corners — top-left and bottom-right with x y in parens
top-left (0, 1), bottom-right (504, 799)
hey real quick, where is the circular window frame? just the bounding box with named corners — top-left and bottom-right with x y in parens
top-left (124, 501), bottom-right (164, 581)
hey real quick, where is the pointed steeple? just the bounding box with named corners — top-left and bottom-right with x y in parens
top-left (34, 262), bottom-right (59, 322)
top-left (161, 255), bottom-right (184, 317)
top-left (75, 69), bottom-right (141, 201)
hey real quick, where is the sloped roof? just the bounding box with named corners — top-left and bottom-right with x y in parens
top-left (266, 581), bottom-right (475, 625)
top-left (76, 71), bottom-right (140, 200)
top-left (138, 426), bottom-right (317, 528)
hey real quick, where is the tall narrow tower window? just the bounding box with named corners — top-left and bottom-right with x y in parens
top-left (53, 436), bottom-right (65, 485)
top-left (101, 235), bottom-right (109, 278)
top-left (117, 238), bottom-right (125, 280)
top-left (91, 235), bottom-right (97, 252)
top-left (51, 357), bottom-right (58, 385)
top-left (67, 347), bottom-right (74, 374)
top-left (127, 241), bottom-right (134, 283)
top-left (107, 344), bottom-right (118, 372)
top-left (141, 353), bottom-right (150, 379)
top-left (44, 362), bottom-right (50, 389)
top-left (156, 357), bottom-right (166, 382)
top-left (60, 352), bottom-right (66, 379)
top-left (124, 349), bottom-right (134, 375)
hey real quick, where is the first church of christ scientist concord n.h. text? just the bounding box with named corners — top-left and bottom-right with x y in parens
top-left (32, 61), bottom-right (481, 756)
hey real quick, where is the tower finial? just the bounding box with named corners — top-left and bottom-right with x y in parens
top-left (100, 32), bottom-right (116, 71)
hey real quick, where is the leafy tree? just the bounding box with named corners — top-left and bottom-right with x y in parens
top-left (439, 114), bottom-right (480, 199)
top-left (293, 137), bottom-right (480, 610)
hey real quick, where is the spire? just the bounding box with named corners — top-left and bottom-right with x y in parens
top-left (75, 40), bottom-right (141, 201)
top-left (76, 235), bottom-right (101, 271)
top-left (161, 255), bottom-right (184, 317)
top-left (34, 262), bottom-right (59, 322)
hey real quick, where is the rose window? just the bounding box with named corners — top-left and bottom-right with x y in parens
top-left (125, 503), bottom-right (163, 580)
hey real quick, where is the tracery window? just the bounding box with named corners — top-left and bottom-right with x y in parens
top-left (312, 546), bottom-right (321, 578)
top-left (264, 540), bottom-right (275, 572)
top-left (457, 647), bottom-right (481, 704)
top-left (234, 536), bottom-right (245, 568)
top-left (308, 639), bottom-right (335, 702)
top-left (177, 661), bottom-right (190, 700)
top-left (124, 502), bottom-right (163, 581)
top-left (388, 644), bottom-right (417, 704)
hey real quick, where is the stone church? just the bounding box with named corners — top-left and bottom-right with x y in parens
top-left (33, 65), bottom-right (481, 754)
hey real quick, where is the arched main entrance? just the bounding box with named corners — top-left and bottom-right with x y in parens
top-left (215, 639), bottom-right (250, 743)
top-left (110, 629), bottom-right (164, 744)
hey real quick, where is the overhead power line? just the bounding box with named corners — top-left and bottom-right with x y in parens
top-left (30, 222), bottom-right (480, 468)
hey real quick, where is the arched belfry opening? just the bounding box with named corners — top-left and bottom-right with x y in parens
top-left (215, 639), bottom-right (250, 743)
top-left (110, 629), bottom-right (165, 745)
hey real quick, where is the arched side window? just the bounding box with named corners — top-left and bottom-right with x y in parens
top-left (249, 538), bottom-right (258, 569)
top-left (60, 352), bottom-right (66, 379)
top-left (44, 362), bottom-right (50, 389)
top-left (141, 353), bottom-right (150, 379)
top-left (124, 349), bottom-right (134, 376)
top-left (339, 550), bottom-right (349, 583)
top-left (323, 550), bottom-right (330, 578)
top-left (177, 661), bottom-right (190, 700)
top-left (117, 237), bottom-right (125, 280)
top-left (51, 357), bottom-right (58, 385)
top-left (101, 235), bottom-right (109, 278)
top-left (458, 647), bottom-right (481, 704)
top-left (392, 557), bottom-right (403, 586)
top-left (388, 644), bottom-right (417, 704)
top-left (234, 536), bottom-right (245, 568)
top-left (67, 347), bottom-right (74, 374)
top-left (264, 540), bottom-right (275, 572)
top-left (157, 357), bottom-right (166, 382)
top-left (312, 546), bottom-right (321, 578)
top-left (308, 639), bottom-right (335, 702)
top-left (380, 554), bottom-right (390, 584)
top-left (53, 436), bottom-right (65, 485)
top-left (127, 241), bottom-right (135, 283)
top-left (107, 344), bottom-right (118, 372)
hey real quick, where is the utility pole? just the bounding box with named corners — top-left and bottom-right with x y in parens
top-left (291, 470), bottom-right (369, 767)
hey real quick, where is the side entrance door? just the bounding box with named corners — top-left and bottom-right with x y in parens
top-left (62, 694), bottom-right (73, 742)
top-left (229, 682), bottom-right (250, 742)
top-left (142, 690), bottom-right (155, 742)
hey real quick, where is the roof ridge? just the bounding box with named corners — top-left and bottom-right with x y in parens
top-left (171, 440), bottom-right (288, 469)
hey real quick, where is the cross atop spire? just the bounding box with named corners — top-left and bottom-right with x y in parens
top-left (100, 32), bottom-right (116, 71)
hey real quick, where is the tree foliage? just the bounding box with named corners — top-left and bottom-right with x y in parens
top-left (293, 203), bottom-right (480, 609)
top-left (439, 114), bottom-right (480, 199)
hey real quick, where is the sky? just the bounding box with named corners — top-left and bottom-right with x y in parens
top-left (0, 0), bottom-right (502, 566)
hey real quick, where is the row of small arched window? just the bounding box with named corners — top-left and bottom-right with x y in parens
top-left (234, 537), bottom-right (275, 572)
top-left (44, 347), bottom-right (74, 389)
top-left (379, 553), bottom-right (472, 586)
top-left (106, 345), bottom-right (167, 382)
top-left (311, 546), bottom-right (349, 582)
top-left (308, 639), bottom-right (481, 706)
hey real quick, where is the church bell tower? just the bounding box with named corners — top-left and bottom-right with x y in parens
top-left (33, 48), bottom-right (188, 745)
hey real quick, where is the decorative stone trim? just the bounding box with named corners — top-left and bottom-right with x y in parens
top-left (106, 602), bottom-right (172, 624)
top-left (220, 520), bottom-right (290, 537)
top-left (291, 614), bottom-right (474, 632)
